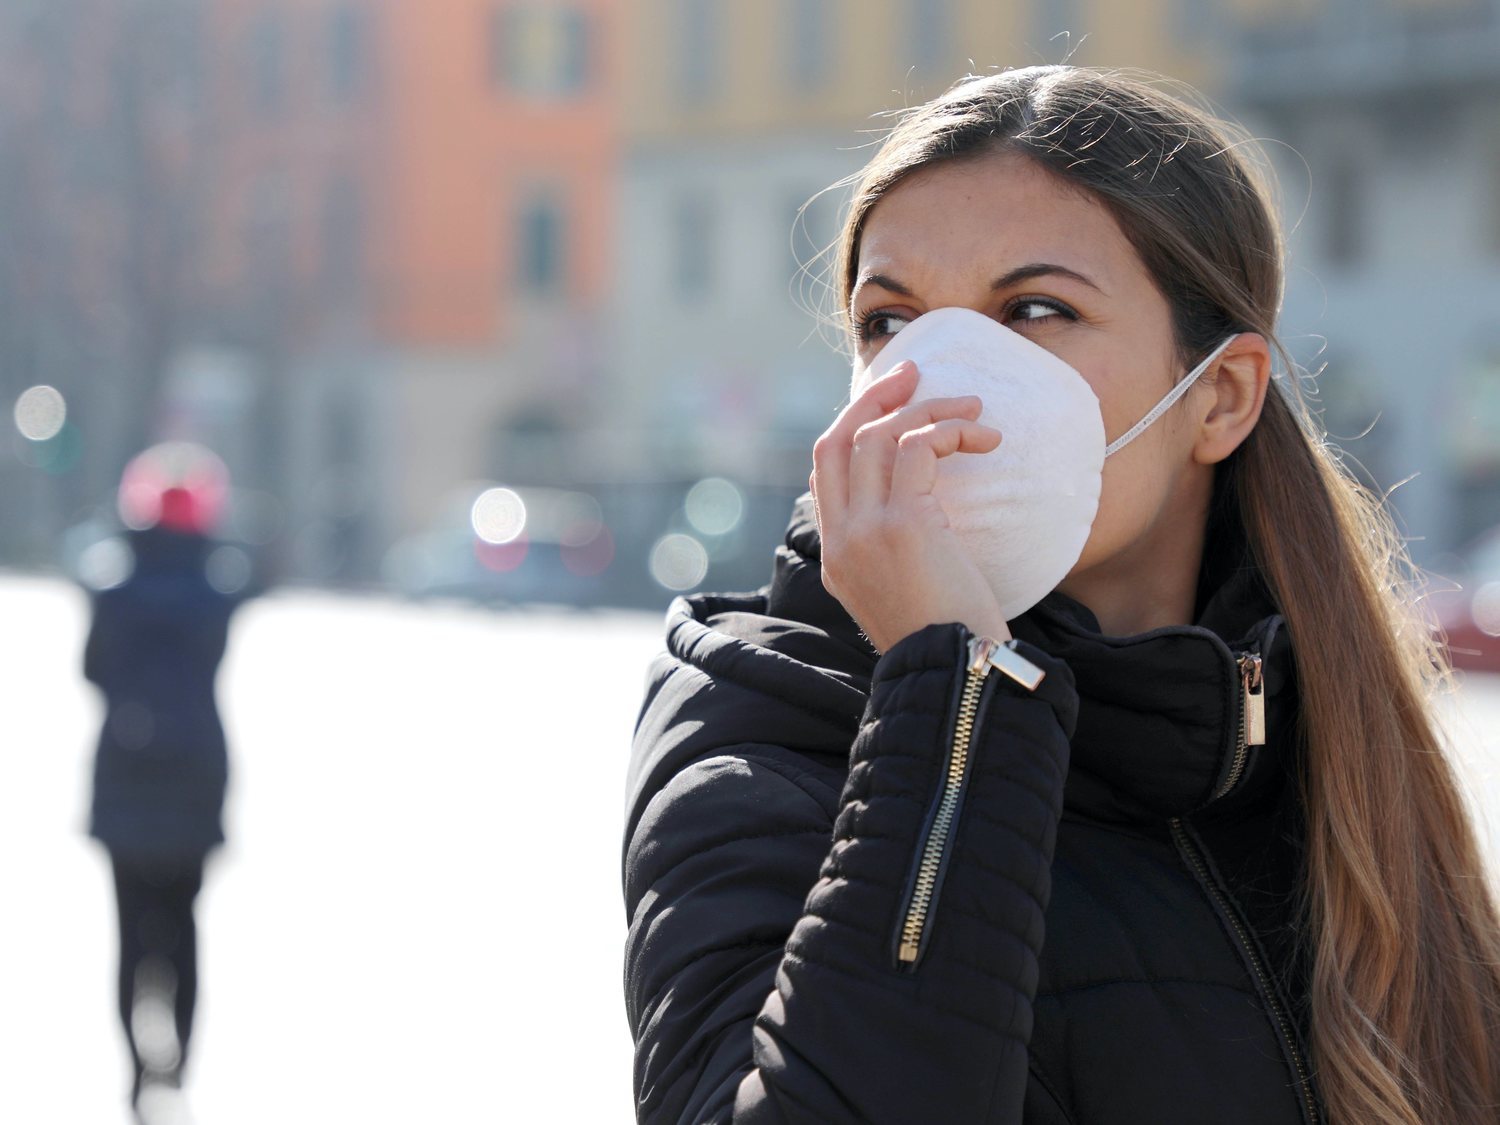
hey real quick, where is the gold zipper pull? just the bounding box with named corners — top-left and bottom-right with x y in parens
top-left (1240, 653), bottom-right (1265, 747)
top-left (984, 638), bottom-right (1046, 692)
top-left (968, 635), bottom-right (1046, 691)
top-left (967, 635), bottom-right (997, 676)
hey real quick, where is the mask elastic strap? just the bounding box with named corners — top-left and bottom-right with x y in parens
top-left (1104, 335), bottom-right (1237, 458)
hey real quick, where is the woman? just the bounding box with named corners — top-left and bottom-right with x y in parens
top-left (622, 67), bottom-right (1500, 1124)
top-left (85, 446), bottom-right (239, 1118)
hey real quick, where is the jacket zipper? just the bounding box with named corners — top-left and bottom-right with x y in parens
top-left (1174, 638), bottom-right (1317, 1123)
top-left (895, 638), bottom-right (991, 966)
top-left (895, 635), bottom-right (1044, 968)
top-left (1209, 652), bottom-right (1265, 802)
top-left (1170, 818), bottom-right (1320, 1124)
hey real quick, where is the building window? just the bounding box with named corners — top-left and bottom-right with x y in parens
top-left (327, 5), bottom-right (365, 103)
top-left (1324, 151), bottom-right (1365, 268)
top-left (321, 175), bottom-right (364, 295)
top-left (492, 6), bottom-right (590, 96)
top-left (249, 12), bottom-right (286, 115)
top-left (678, 0), bottom-right (721, 103)
top-left (248, 175), bottom-right (292, 286)
top-left (905, 0), bottom-right (950, 73)
top-left (673, 195), bottom-right (714, 299)
top-left (788, 0), bottom-right (831, 92)
top-left (166, 5), bottom-right (204, 105)
top-left (518, 196), bottom-right (564, 295)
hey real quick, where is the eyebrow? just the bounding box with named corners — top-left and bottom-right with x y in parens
top-left (852, 262), bottom-right (1106, 303)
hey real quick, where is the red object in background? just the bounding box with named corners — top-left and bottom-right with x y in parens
top-left (157, 486), bottom-right (206, 533)
top-left (1429, 527), bottom-right (1500, 674)
top-left (117, 443), bottom-right (230, 534)
top-left (475, 535), bottom-right (529, 573)
top-left (561, 526), bottom-right (614, 578)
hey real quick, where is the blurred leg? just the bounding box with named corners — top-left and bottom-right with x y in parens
top-left (168, 863), bottom-right (204, 1071)
top-left (113, 855), bottom-right (205, 1105)
top-left (109, 854), bottom-right (149, 1103)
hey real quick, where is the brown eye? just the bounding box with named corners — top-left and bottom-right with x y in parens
top-left (1006, 298), bottom-right (1076, 326)
top-left (854, 310), bottom-right (913, 344)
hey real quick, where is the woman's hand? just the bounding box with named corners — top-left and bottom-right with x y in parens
top-left (810, 360), bottom-right (1014, 653)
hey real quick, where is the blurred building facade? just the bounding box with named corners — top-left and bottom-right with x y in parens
top-left (203, 0), bottom-right (620, 582)
top-left (0, 0), bottom-right (212, 563)
top-left (0, 0), bottom-right (619, 586)
top-left (1221, 0), bottom-right (1500, 554)
top-left (4, 0), bottom-right (1497, 601)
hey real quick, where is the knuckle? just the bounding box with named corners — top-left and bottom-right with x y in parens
top-left (897, 426), bottom-right (933, 450)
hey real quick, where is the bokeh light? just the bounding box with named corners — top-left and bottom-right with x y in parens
top-left (562, 525), bottom-right (614, 578)
top-left (555, 492), bottom-right (605, 548)
top-left (13, 385), bottom-right (66, 441)
top-left (227, 489), bottom-right (286, 546)
top-left (476, 535), bottom-right (528, 573)
top-left (206, 545), bottom-right (253, 595)
top-left (15, 421), bottom-right (84, 474)
top-left (471, 487), bottom-right (527, 545)
top-left (684, 477), bottom-right (744, 538)
top-left (650, 533), bottom-right (708, 592)
top-left (76, 537), bottom-right (134, 591)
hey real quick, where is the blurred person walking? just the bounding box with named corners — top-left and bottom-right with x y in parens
top-left (83, 444), bottom-right (241, 1122)
top-left (623, 67), bottom-right (1500, 1124)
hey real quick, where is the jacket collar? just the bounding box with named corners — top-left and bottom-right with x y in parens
top-left (767, 492), bottom-right (1297, 824)
top-left (127, 526), bottom-right (211, 572)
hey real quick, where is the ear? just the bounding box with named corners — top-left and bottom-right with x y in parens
top-left (1193, 333), bottom-right (1271, 466)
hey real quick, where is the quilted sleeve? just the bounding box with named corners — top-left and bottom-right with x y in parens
top-left (623, 622), bottom-right (1078, 1124)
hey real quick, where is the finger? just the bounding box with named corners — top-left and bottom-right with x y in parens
top-left (848, 396), bottom-right (985, 510)
top-left (812, 362), bottom-right (919, 513)
top-left (889, 420), bottom-right (1002, 501)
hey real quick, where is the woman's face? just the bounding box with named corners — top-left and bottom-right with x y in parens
top-left (849, 150), bottom-right (1213, 587)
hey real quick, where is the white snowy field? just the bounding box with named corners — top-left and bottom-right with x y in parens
top-left (1, 573), bottom-right (1497, 1123)
top-left (0, 575), bottom-right (663, 1123)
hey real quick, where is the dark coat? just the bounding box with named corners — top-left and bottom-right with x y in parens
top-left (623, 494), bottom-right (1321, 1124)
top-left (85, 527), bottom-right (236, 862)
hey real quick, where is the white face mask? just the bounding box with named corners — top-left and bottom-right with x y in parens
top-left (849, 307), bottom-right (1235, 620)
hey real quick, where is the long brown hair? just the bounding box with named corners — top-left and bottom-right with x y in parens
top-left (824, 66), bottom-right (1500, 1123)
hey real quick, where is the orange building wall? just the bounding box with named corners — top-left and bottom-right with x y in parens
top-left (202, 0), bottom-right (619, 349)
top-left (377, 0), bottom-right (618, 346)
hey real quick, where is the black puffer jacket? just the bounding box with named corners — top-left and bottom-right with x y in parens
top-left (624, 494), bottom-right (1322, 1124)
top-left (85, 527), bottom-right (236, 862)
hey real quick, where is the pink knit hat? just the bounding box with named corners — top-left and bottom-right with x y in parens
top-left (117, 443), bottom-right (230, 533)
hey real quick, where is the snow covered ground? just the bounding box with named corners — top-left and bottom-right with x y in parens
top-left (2, 573), bottom-right (1497, 1123)
top-left (1, 575), bottom-right (662, 1123)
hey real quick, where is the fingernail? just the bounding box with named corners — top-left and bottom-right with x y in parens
top-left (884, 360), bottom-right (916, 378)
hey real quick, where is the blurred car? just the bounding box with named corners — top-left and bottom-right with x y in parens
top-left (384, 484), bottom-right (615, 608)
top-left (1429, 526), bottom-right (1500, 674)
